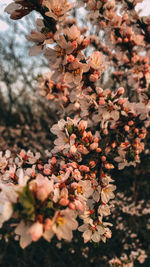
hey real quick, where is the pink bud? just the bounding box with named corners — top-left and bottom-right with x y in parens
top-left (79, 165), bottom-right (90, 172)
top-left (144, 56), bottom-right (148, 63)
top-left (96, 148), bottom-right (102, 153)
top-left (117, 87), bottom-right (124, 96)
top-left (134, 128), bottom-right (139, 134)
top-left (82, 38), bottom-right (90, 48)
top-left (38, 164), bottom-right (44, 170)
top-left (94, 137), bottom-right (99, 143)
top-left (37, 188), bottom-right (49, 202)
top-left (105, 163), bottom-right (114, 169)
top-left (51, 157), bottom-right (56, 165)
top-left (89, 161), bottom-right (96, 168)
top-left (69, 202), bottom-right (76, 210)
top-left (67, 54), bottom-right (75, 62)
top-left (101, 156), bottom-right (106, 162)
top-left (10, 173), bottom-right (15, 179)
top-left (87, 131), bottom-right (93, 139)
top-left (43, 169), bottom-right (51, 175)
top-left (124, 125), bottom-right (130, 132)
top-left (59, 198), bottom-right (69, 206)
top-left (124, 37), bottom-right (128, 43)
top-left (117, 37), bottom-right (122, 43)
top-left (135, 155), bottom-right (139, 161)
top-left (20, 151), bottom-right (25, 158)
top-left (70, 133), bottom-right (76, 140)
top-left (128, 121), bottom-right (134, 126)
top-left (105, 146), bottom-right (111, 154)
top-left (72, 40), bottom-right (77, 50)
top-left (99, 98), bottom-right (106, 105)
top-left (90, 142), bottom-right (98, 150)
top-left (111, 142), bottom-right (116, 148)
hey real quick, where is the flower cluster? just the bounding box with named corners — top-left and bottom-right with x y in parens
top-left (0, 148), bottom-right (115, 248)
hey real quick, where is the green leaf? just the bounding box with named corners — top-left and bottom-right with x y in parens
top-left (18, 186), bottom-right (35, 220)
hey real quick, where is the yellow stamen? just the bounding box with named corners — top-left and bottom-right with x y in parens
top-left (56, 216), bottom-right (65, 226)
top-left (134, 69), bottom-right (140, 74)
top-left (56, 48), bottom-right (64, 57)
top-left (94, 59), bottom-right (99, 67)
top-left (77, 186), bottom-right (83, 194)
top-left (72, 68), bottom-right (80, 76)
top-left (103, 188), bottom-right (110, 194)
top-left (0, 162), bottom-right (5, 167)
top-left (53, 7), bottom-right (62, 17)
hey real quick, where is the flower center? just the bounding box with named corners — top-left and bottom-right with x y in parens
top-left (57, 175), bottom-right (62, 180)
top-left (0, 162), bottom-right (6, 168)
top-left (72, 68), bottom-right (80, 76)
top-left (56, 48), bottom-right (64, 57)
top-left (134, 68), bottom-right (140, 74)
top-left (77, 186), bottom-right (83, 194)
top-left (45, 32), bottom-right (53, 39)
top-left (103, 188), bottom-right (110, 194)
top-left (53, 7), bottom-right (62, 17)
top-left (56, 216), bottom-right (65, 226)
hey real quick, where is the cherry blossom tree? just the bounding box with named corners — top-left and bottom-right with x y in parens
top-left (0, 1), bottom-right (149, 261)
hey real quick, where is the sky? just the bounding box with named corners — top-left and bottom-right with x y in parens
top-left (0, 0), bottom-right (150, 31)
top-left (0, 0), bottom-right (12, 30)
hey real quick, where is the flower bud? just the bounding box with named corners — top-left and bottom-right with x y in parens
top-left (59, 198), bottom-right (69, 206)
top-left (51, 157), bottom-right (56, 165)
top-left (90, 142), bottom-right (98, 150)
top-left (101, 156), bottom-right (106, 162)
top-left (67, 55), bottom-right (75, 63)
top-left (43, 169), bottom-right (51, 175)
top-left (128, 121), bottom-right (134, 126)
top-left (99, 98), bottom-right (106, 105)
top-left (117, 87), bottom-right (124, 96)
top-left (124, 125), bottom-right (130, 132)
top-left (69, 202), bottom-right (76, 210)
top-left (79, 165), bottom-right (90, 172)
top-left (89, 161), bottom-right (96, 168)
top-left (96, 148), bottom-right (102, 153)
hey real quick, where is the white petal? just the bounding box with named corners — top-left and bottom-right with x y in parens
top-left (43, 229), bottom-right (54, 241)
top-left (92, 231), bottom-right (100, 242)
top-left (78, 224), bottom-right (88, 232)
top-left (29, 45), bottom-right (43, 56)
top-left (83, 229), bottom-right (92, 242)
